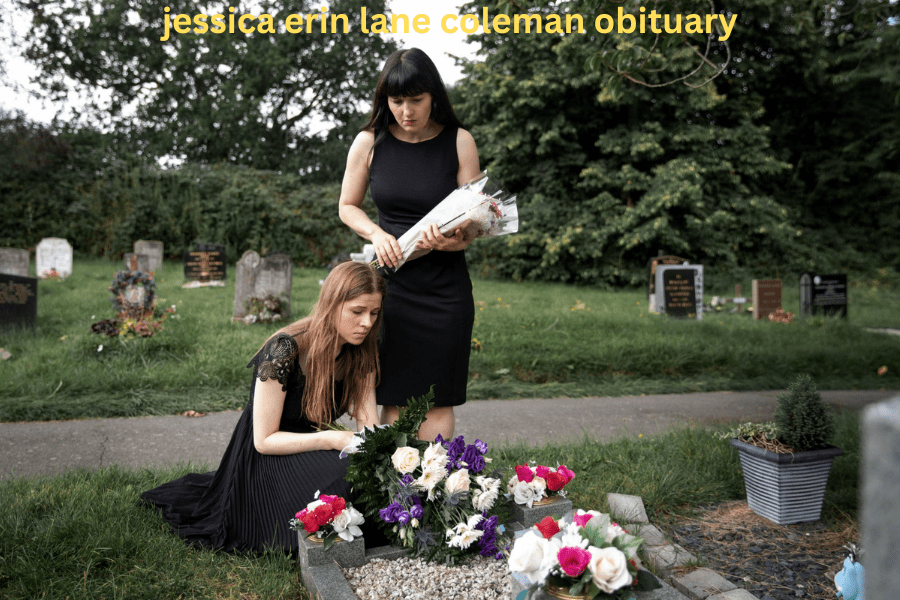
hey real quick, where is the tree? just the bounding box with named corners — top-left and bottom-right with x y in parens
top-left (15, 0), bottom-right (397, 171)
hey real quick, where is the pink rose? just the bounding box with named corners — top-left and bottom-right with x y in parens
top-left (557, 464), bottom-right (576, 482)
top-left (515, 465), bottom-right (534, 483)
top-left (574, 512), bottom-right (594, 528)
top-left (558, 546), bottom-right (592, 577)
top-left (535, 465), bottom-right (551, 479)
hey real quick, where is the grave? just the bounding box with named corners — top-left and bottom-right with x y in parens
top-left (861, 396), bottom-right (900, 600)
top-left (655, 265), bottom-right (704, 320)
top-left (751, 279), bottom-right (782, 320)
top-left (183, 244), bottom-right (226, 283)
top-left (233, 251), bottom-right (293, 321)
top-left (134, 240), bottom-right (164, 271)
top-left (0, 272), bottom-right (38, 329)
top-left (799, 272), bottom-right (847, 318)
top-left (0, 248), bottom-right (29, 277)
top-left (35, 237), bottom-right (73, 279)
top-left (123, 253), bottom-right (151, 273)
top-left (647, 254), bottom-right (688, 313)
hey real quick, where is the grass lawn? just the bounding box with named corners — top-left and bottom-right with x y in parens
top-left (0, 410), bottom-right (862, 599)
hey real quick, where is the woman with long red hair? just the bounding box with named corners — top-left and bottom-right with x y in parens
top-left (142, 261), bottom-right (385, 553)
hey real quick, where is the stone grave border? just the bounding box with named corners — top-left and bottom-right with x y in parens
top-left (298, 493), bottom-right (763, 600)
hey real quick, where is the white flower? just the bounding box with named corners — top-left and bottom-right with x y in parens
top-left (97, 344), bottom-right (103, 352)
top-left (476, 475), bottom-right (501, 493)
top-left (417, 467), bottom-right (445, 501)
top-left (507, 474), bottom-right (519, 495)
top-left (607, 523), bottom-right (627, 539)
top-left (423, 442), bottom-right (448, 460)
top-left (445, 468), bottom-right (471, 495)
top-left (391, 446), bottom-right (421, 474)
top-left (560, 522), bottom-right (589, 549)
top-left (531, 476), bottom-right (547, 497)
top-left (588, 546), bottom-right (633, 594)
top-left (421, 445), bottom-right (449, 472)
top-left (508, 531), bottom-right (553, 585)
top-left (472, 486), bottom-right (500, 512)
top-left (513, 480), bottom-right (536, 508)
top-left (332, 506), bottom-right (365, 541)
top-left (306, 499), bottom-right (326, 512)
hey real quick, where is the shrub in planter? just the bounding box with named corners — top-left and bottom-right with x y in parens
top-left (773, 373), bottom-right (835, 451)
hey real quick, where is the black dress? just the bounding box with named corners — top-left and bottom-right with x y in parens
top-left (140, 334), bottom-right (353, 554)
top-left (369, 126), bottom-right (474, 408)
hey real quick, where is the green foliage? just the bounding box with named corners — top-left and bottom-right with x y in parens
top-left (773, 374), bottom-right (835, 451)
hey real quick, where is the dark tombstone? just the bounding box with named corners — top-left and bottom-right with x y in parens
top-left (752, 279), bottom-right (782, 320)
top-left (647, 254), bottom-right (688, 313)
top-left (801, 273), bottom-right (847, 318)
top-left (184, 244), bottom-right (227, 282)
top-left (0, 273), bottom-right (38, 329)
top-left (799, 272), bottom-right (812, 317)
top-left (661, 269), bottom-right (697, 318)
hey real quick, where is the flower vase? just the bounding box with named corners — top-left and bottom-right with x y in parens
top-left (544, 583), bottom-right (593, 599)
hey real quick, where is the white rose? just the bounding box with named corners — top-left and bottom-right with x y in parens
top-left (508, 531), bottom-right (552, 585)
top-left (507, 474), bottom-right (519, 495)
top-left (445, 468), bottom-right (471, 495)
top-left (332, 506), bottom-right (365, 541)
top-left (513, 480), bottom-right (536, 508)
top-left (588, 546), bottom-right (633, 594)
top-left (531, 476), bottom-right (547, 497)
top-left (391, 446), bottom-right (421, 474)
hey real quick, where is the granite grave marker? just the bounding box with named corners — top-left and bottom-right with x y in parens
top-left (800, 272), bottom-right (847, 318)
top-left (752, 279), bottom-right (782, 320)
top-left (134, 240), bottom-right (164, 271)
top-left (655, 264), bottom-right (704, 320)
top-left (647, 254), bottom-right (688, 313)
top-left (0, 273), bottom-right (37, 329)
top-left (36, 237), bottom-right (73, 279)
top-left (0, 248), bottom-right (29, 277)
top-left (233, 251), bottom-right (293, 320)
top-left (184, 244), bottom-right (226, 282)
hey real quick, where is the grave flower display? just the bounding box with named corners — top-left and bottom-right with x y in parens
top-left (289, 491), bottom-right (364, 550)
top-left (508, 510), bottom-right (660, 599)
top-left (507, 463), bottom-right (575, 508)
top-left (342, 391), bottom-right (508, 563)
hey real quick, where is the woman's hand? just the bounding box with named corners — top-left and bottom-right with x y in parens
top-left (419, 221), bottom-right (475, 252)
top-left (328, 429), bottom-right (358, 452)
top-left (371, 230), bottom-right (403, 269)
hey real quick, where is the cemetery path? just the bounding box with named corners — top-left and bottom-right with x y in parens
top-left (0, 389), bottom-right (896, 482)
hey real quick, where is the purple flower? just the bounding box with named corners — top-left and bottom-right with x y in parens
top-left (474, 439), bottom-right (488, 454)
top-left (379, 502), bottom-right (404, 523)
top-left (410, 504), bottom-right (424, 519)
top-left (398, 511), bottom-right (411, 525)
top-left (399, 474), bottom-right (414, 487)
top-left (434, 434), bottom-right (446, 446)
top-left (462, 445), bottom-right (486, 473)
top-left (447, 436), bottom-right (466, 461)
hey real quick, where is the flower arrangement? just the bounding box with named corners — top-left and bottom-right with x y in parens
top-left (109, 269), bottom-right (157, 319)
top-left (507, 463), bottom-right (575, 508)
top-left (243, 293), bottom-right (288, 324)
top-left (90, 305), bottom-right (177, 340)
top-left (289, 491), bottom-right (365, 550)
top-left (509, 510), bottom-right (660, 599)
top-left (342, 390), bottom-right (509, 564)
top-left (39, 268), bottom-right (64, 281)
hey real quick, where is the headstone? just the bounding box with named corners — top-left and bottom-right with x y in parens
top-left (233, 251), bottom-right (293, 320)
top-left (752, 279), bottom-right (782, 320)
top-left (184, 244), bottom-right (226, 282)
top-left (0, 273), bottom-right (38, 329)
top-left (655, 265), bottom-right (704, 320)
top-left (647, 254), bottom-right (688, 313)
top-left (35, 237), bottom-right (73, 279)
top-left (0, 248), bottom-right (29, 277)
top-left (800, 272), bottom-right (847, 318)
top-left (134, 240), bottom-right (164, 271)
top-left (861, 397), bottom-right (900, 600)
top-left (124, 253), bottom-right (151, 273)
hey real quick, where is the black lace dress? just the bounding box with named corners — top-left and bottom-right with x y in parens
top-left (140, 333), bottom-right (354, 553)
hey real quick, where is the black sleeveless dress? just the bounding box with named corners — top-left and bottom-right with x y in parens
top-left (369, 126), bottom-right (474, 407)
top-left (140, 334), bottom-right (354, 554)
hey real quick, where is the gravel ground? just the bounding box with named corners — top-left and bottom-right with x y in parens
top-left (658, 501), bottom-right (858, 600)
top-left (343, 556), bottom-right (511, 600)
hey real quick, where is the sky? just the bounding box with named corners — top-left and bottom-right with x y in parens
top-left (0, 0), bottom-right (481, 125)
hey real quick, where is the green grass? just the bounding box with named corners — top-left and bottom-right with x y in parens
top-left (1, 258), bottom-right (899, 422)
top-left (0, 410), bottom-right (862, 599)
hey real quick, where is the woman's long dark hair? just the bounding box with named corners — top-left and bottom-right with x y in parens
top-left (361, 48), bottom-right (464, 147)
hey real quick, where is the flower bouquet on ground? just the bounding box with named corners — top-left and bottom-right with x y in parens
top-left (509, 510), bottom-right (661, 599)
top-left (342, 390), bottom-right (510, 564)
top-left (289, 491), bottom-right (365, 550)
top-left (378, 171), bottom-right (519, 272)
top-left (507, 463), bottom-right (575, 508)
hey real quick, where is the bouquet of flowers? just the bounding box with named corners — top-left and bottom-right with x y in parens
top-left (289, 491), bottom-right (365, 550)
top-left (507, 463), bottom-right (576, 508)
top-left (342, 390), bottom-right (509, 564)
top-left (380, 171), bottom-right (519, 272)
top-left (509, 510), bottom-right (661, 599)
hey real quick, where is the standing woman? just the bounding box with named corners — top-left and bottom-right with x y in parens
top-left (141, 262), bottom-right (384, 553)
top-left (339, 48), bottom-right (480, 441)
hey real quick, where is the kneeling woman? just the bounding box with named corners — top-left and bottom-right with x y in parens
top-left (141, 261), bottom-right (384, 553)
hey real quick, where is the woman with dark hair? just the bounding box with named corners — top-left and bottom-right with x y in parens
top-left (339, 48), bottom-right (480, 441)
top-left (141, 261), bottom-right (385, 553)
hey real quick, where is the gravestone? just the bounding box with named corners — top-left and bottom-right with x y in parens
top-left (123, 253), bottom-right (151, 273)
top-left (233, 251), bottom-right (293, 320)
top-left (751, 279), bottom-right (782, 320)
top-left (861, 397), bottom-right (900, 600)
top-left (0, 273), bottom-right (38, 329)
top-left (35, 237), bottom-right (73, 279)
top-left (647, 255), bottom-right (688, 313)
top-left (134, 240), bottom-right (164, 271)
top-left (0, 248), bottom-right (29, 276)
top-left (800, 272), bottom-right (847, 318)
top-left (655, 264), bottom-right (704, 320)
top-left (184, 244), bottom-right (226, 282)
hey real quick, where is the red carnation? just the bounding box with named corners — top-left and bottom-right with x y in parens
top-left (331, 497), bottom-right (346, 514)
top-left (515, 465), bottom-right (534, 483)
top-left (535, 516), bottom-right (561, 540)
top-left (300, 512), bottom-right (320, 533)
top-left (546, 471), bottom-right (567, 491)
top-left (313, 503), bottom-right (334, 526)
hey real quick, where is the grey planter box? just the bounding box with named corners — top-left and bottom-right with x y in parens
top-left (507, 496), bottom-right (573, 529)
top-left (730, 438), bottom-right (843, 525)
top-left (297, 531), bottom-right (367, 569)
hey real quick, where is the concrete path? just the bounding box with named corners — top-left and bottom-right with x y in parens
top-left (1, 389), bottom-right (896, 481)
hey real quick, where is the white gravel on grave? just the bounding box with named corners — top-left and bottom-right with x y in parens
top-left (342, 556), bottom-right (511, 600)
